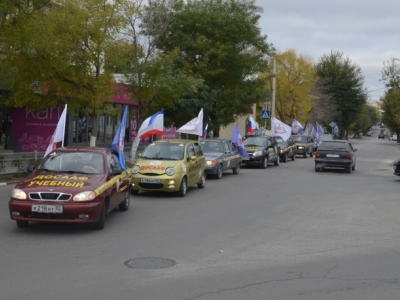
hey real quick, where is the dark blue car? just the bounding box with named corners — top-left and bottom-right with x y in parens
top-left (200, 139), bottom-right (242, 179)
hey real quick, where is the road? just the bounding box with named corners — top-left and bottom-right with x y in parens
top-left (1, 127), bottom-right (400, 300)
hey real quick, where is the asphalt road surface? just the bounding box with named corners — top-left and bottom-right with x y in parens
top-left (1, 127), bottom-right (400, 300)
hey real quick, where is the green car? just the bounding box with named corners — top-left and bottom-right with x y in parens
top-left (131, 139), bottom-right (206, 197)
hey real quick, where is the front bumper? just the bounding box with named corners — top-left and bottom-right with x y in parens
top-left (205, 166), bottom-right (218, 175)
top-left (245, 154), bottom-right (264, 165)
top-left (9, 200), bottom-right (103, 223)
top-left (131, 175), bottom-right (182, 192)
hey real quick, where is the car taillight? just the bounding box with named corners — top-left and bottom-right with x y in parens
top-left (345, 152), bottom-right (351, 159)
top-left (315, 152), bottom-right (321, 158)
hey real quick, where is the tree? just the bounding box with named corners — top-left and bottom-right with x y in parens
top-left (147, 0), bottom-right (273, 135)
top-left (350, 104), bottom-right (380, 137)
top-left (267, 49), bottom-right (314, 125)
top-left (0, 0), bottom-right (131, 145)
top-left (314, 51), bottom-right (367, 139)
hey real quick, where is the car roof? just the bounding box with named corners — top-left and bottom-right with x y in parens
top-left (201, 138), bottom-right (230, 142)
top-left (153, 139), bottom-right (194, 144)
top-left (56, 146), bottom-right (110, 154)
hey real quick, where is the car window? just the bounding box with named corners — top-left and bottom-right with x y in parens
top-left (243, 137), bottom-right (267, 147)
top-left (292, 136), bottom-right (307, 143)
top-left (231, 143), bottom-right (238, 152)
top-left (223, 142), bottom-right (230, 153)
top-left (107, 152), bottom-right (121, 173)
top-left (318, 142), bottom-right (349, 150)
top-left (193, 142), bottom-right (203, 156)
top-left (187, 144), bottom-right (196, 158)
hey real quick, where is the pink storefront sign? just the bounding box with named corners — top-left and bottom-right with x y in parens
top-left (12, 107), bottom-right (63, 152)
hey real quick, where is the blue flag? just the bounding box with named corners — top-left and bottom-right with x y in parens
top-left (333, 123), bottom-right (339, 137)
top-left (111, 106), bottom-right (128, 170)
top-left (310, 127), bottom-right (316, 138)
top-left (315, 122), bottom-right (324, 146)
top-left (231, 124), bottom-right (249, 158)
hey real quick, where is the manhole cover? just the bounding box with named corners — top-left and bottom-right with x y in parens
top-left (124, 258), bottom-right (176, 269)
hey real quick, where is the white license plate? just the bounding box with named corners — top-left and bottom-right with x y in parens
top-left (140, 178), bottom-right (161, 183)
top-left (32, 205), bottom-right (63, 214)
top-left (326, 154), bottom-right (339, 158)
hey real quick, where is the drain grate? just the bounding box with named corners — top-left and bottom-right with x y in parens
top-left (124, 257), bottom-right (176, 269)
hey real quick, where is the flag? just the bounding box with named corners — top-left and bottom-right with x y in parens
top-left (111, 106), bottom-right (128, 170)
top-left (333, 122), bottom-right (339, 137)
top-left (44, 105), bottom-right (67, 157)
top-left (202, 124), bottom-right (208, 139)
top-left (315, 122), bottom-right (324, 146)
top-left (310, 127), bottom-right (316, 138)
top-left (247, 115), bottom-right (257, 134)
top-left (231, 124), bottom-right (249, 158)
top-left (271, 117), bottom-right (292, 141)
top-left (177, 108), bottom-right (203, 136)
top-left (138, 109), bottom-right (164, 138)
top-left (291, 118), bottom-right (304, 135)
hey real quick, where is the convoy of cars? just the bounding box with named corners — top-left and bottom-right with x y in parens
top-left (9, 125), bottom-right (388, 229)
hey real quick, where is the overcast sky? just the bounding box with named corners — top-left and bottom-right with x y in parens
top-left (256, 0), bottom-right (400, 103)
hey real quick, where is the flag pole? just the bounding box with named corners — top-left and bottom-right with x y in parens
top-left (61, 104), bottom-right (67, 147)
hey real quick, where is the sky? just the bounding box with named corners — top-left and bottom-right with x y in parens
top-left (256, 0), bottom-right (400, 103)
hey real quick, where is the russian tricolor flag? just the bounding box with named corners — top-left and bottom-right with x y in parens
top-left (248, 115), bottom-right (257, 134)
top-left (137, 110), bottom-right (164, 138)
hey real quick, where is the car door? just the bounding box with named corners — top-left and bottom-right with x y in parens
top-left (187, 143), bottom-right (201, 186)
top-left (230, 142), bottom-right (241, 168)
top-left (222, 141), bottom-right (231, 171)
top-left (270, 137), bottom-right (279, 160)
top-left (106, 152), bottom-right (126, 209)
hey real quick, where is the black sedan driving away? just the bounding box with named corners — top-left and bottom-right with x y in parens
top-left (314, 140), bottom-right (357, 173)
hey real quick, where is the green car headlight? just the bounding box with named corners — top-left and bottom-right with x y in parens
top-left (132, 165), bottom-right (140, 174)
top-left (166, 167), bottom-right (175, 176)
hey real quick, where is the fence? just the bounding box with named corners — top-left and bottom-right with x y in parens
top-left (0, 151), bottom-right (43, 175)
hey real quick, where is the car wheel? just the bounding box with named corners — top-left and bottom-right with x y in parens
top-left (303, 151), bottom-right (307, 158)
top-left (282, 153), bottom-right (287, 162)
top-left (310, 150), bottom-right (314, 157)
top-left (291, 153), bottom-right (296, 161)
top-left (346, 166), bottom-right (352, 174)
top-left (216, 164), bottom-right (223, 179)
top-left (232, 161), bottom-right (240, 174)
top-left (16, 220), bottom-right (28, 229)
top-left (352, 163), bottom-right (355, 171)
top-left (178, 177), bottom-right (187, 197)
top-left (197, 172), bottom-right (206, 188)
top-left (119, 187), bottom-right (130, 211)
top-left (274, 155), bottom-right (280, 166)
top-left (93, 202), bottom-right (105, 230)
top-left (261, 156), bottom-right (268, 169)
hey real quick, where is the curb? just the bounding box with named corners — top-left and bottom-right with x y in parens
top-left (0, 181), bottom-right (18, 186)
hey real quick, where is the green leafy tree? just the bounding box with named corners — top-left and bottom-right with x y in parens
top-left (0, 0), bottom-right (131, 145)
top-left (145, 0), bottom-right (273, 135)
top-left (380, 89), bottom-right (400, 137)
top-left (314, 51), bottom-right (367, 139)
top-left (350, 104), bottom-right (380, 137)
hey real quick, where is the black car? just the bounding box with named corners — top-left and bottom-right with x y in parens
top-left (275, 136), bottom-right (296, 162)
top-left (378, 132), bottom-right (385, 139)
top-left (314, 140), bottom-right (357, 173)
top-left (291, 135), bottom-right (315, 158)
top-left (242, 135), bottom-right (280, 168)
top-left (200, 139), bottom-right (242, 179)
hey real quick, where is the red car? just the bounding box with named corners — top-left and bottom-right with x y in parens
top-left (9, 147), bottom-right (132, 230)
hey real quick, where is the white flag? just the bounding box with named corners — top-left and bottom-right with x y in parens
top-left (271, 117), bottom-right (292, 141)
top-left (177, 108), bottom-right (203, 136)
top-left (44, 105), bottom-right (67, 157)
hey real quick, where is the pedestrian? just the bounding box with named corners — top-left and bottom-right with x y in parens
top-left (2, 114), bottom-right (13, 150)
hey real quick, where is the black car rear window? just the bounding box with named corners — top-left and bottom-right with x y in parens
top-left (318, 142), bottom-right (349, 150)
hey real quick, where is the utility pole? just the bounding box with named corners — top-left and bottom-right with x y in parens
top-left (271, 57), bottom-right (276, 130)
